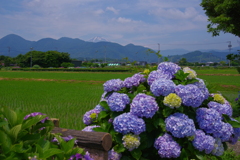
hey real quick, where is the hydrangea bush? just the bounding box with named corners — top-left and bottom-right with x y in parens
top-left (82, 62), bottom-right (240, 160)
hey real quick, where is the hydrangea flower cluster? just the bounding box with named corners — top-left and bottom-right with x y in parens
top-left (130, 93), bottom-right (159, 118)
top-left (82, 125), bottom-right (100, 132)
top-left (208, 101), bottom-right (232, 117)
top-left (103, 79), bottom-right (124, 92)
top-left (192, 129), bottom-right (215, 154)
top-left (24, 112), bottom-right (49, 123)
top-left (122, 134), bottom-right (140, 151)
top-left (69, 151), bottom-right (92, 160)
top-left (183, 67), bottom-right (197, 79)
top-left (107, 92), bottom-right (130, 112)
top-left (83, 109), bottom-right (100, 125)
top-left (82, 62), bottom-right (239, 159)
top-left (193, 78), bottom-right (209, 100)
top-left (113, 113), bottom-right (146, 135)
top-left (157, 62), bottom-right (181, 79)
top-left (165, 113), bottom-right (196, 138)
top-left (108, 149), bottom-right (122, 160)
top-left (154, 133), bottom-right (181, 158)
top-left (175, 84), bottom-right (205, 108)
top-left (150, 78), bottom-right (176, 96)
top-left (213, 93), bottom-right (225, 104)
top-left (123, 73), bottom-right (146, 88)
top-left (163, 93), bottom-right (182, 108)
top-left (196, 108), bottom-right (233, 142)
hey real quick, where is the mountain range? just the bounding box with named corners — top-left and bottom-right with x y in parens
top-left (0, 34), bottom-right (239, 63)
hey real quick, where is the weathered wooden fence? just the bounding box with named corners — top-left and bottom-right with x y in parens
top-left (50, 118), bottom-right (112, 160)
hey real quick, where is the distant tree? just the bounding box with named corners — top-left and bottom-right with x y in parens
top-left (200, 0), bottom-right (240, 37)
top-left (219, 61), bottom-right (226, 66)
top-left (61, 62), bottom-right (74, 68)
top-left (146, 49), bottom-right (162, 63)
top-left (178, 58), bottom-right (187, 66)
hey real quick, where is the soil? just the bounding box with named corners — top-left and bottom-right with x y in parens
top-left (228, 141), bottom-right (240, 155)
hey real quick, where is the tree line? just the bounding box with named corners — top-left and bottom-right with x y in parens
top-left (0, 50), bottom-right (72, 68)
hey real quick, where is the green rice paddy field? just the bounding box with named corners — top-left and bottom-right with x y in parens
top-left (0, 69), bottom-right (239, 130)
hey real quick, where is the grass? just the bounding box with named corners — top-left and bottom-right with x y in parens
top-left (0, 80), bottom-right (104, 130)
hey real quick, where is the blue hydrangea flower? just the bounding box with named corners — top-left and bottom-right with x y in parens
top-left (108, 148), bottom-right (122, 160)
top-left (192, 129), bottom-right (215, 154)
top-left (212, 121), bottom-right (233, 142)
top-left (211, 138), bottom-right (224, 156)
top-left (130, 93), bottom-right (159, 118)
top-left (103, 79), bottom-right (124, 92)
top-left (193, 78), bottom-right (209, 100)
top-left (196, 108), bottom-right (222, 134)
top-left (123, 73), bottom-right (146, 88)
top-left (94, 104), bottom-right (106, 111)
top-left (113, 113), bottom-right (146, 135)
top-left (24, 112), bottom-right (49, 123)
top-left (83, 109), bottom-right (100, 125)
top-left (207, 101), bottom-right (232, 117)
top-left (154, 133), bottom-right (181, 158)
top-left (147, 70), bottom-right (172, 85)
top-left (157, 62), bottom-right (181, 79)
top-left (175, 84), bottom-right (205, 108)
top-left (229, 128), bottom-right (240, 144)
top-left (150, 78), bottom-right (176, 96)
top-left (82, 125), bottom-right (100, 132)
top-left (107, 92), bottom-right (130, 112)
top-left (165, 113), bottom-right (196, 138)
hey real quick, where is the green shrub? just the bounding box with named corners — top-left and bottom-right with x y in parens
top-left (0, 107), bottom-right (88, 160)
top-left (236, 67), bottom-right (240, 74)
top-left (61, 62), bottom-right (74, 68)
top-left (32, 64), bottom-right (41, 68)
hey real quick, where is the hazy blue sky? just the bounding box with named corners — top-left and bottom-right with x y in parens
top-left (0, 0), bottom-right (239, 51)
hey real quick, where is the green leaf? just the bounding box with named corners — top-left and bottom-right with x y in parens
top-left (131, 148), bottom-right (142, 160)
top-left (9, 124), bottom-right (22, 141)
top-left (92, 127), bottom-right (105, 132)
top-left (0, 121), bottom-right (8, 127)
top-left (162, 107), bottom-right (173, 117)
top-left (22, 115), bottom-right (47, 130)
top-left (0, 130), bottom-right (12, 153)
top-left (97, 111), bottom-right (109, 121)
top-left (137, 84), bottom-right (147, 93)
top-left (41, 148), bottom-right (63, 159)
top-left (99, 101), bottom-right (110, 110)
top-left (2, 107), bottom-right (17, 127)
top-left (60, 138), bottom-right (76, 152)
top-left (179, 148), bottom-right (188, 160)
top-left (113, 144), bottom-right (125, 153)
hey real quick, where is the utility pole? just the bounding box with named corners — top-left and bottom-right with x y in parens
top-left (158, 43), bottom-right (160, 64)
top-left (227, 41), bottom-right (232, 66)
top-left (104, 46), bottom-right (106, 63)
top-left (30, 47), bottom-right (33, 68)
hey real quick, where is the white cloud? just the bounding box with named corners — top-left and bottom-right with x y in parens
top-left (106, 6), bottom-right (119, 14)
top-left (116, 17), bottom-right (132, 23)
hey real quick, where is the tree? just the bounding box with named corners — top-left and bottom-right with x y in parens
top-left (178, 58), bottom-right (187, 66)
top-left (200, 0), bottom-right (240, 37)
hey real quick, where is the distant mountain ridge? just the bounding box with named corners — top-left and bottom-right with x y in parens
top-left (0, 34), bottom-right (236, 62)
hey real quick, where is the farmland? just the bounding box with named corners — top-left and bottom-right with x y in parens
top-left (0, 69), bottom-right (239, 130)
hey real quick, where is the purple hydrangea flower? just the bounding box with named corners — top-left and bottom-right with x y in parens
top-left (193, 78), bottom-right (209, 100)
top-left (123, 73), bottom-right (146, 88)
top-left (157, 62), bottom-right (181, 79)
top-left (196, 108), bottom-right (222, 134)
top-left (113, 113), bottom-right (146, 135)
top-left (192, 129), bottom-right (215, 154)
top-left (207, 101), bottom-right (233, 117)
top-left (211, 138), bottom-right (224, 156)
top-left (83, 109), bottom-right (100, 125)
top-left (24, 112), bottom-right (49, 123)
top-left (108, 148), bottom-right (122, 160)
top-left (154, 133), bottom-right (181, 158)
top-left (100, 91), bottom-right (112, 102)
top-left (130, 93), bottom-right (159, 118)
top-left (94, 104), bottom-right (106, 111)
top-left (82, 125), bottom-right (100, 132)
top-left (175, 84), bottom-right (205, 108)
top-left (212, 121), bottom-right (233, 142)
top-left (69, 153), bottom-right (83, 160)
top-left (103, 79), bottom-right (124, 92)
top-left (150, 78), bottom-right (176, 96)
top-left (147, 70), bottom-right (174, 85)
top-left (229, 128), bottom-right (240, 144)
top-left (107, 92), bottom-right (130, 112)
top-left (165, 113), bottom-right (196, 138)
